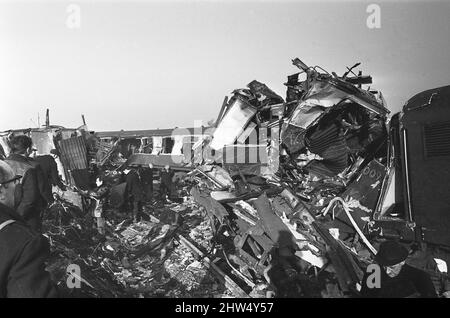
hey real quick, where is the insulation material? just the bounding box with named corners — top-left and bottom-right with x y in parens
top-left (31, 130), bottom-right (56, 155)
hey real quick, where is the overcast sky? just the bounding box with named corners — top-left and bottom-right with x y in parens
top-left (1, 0), bottom-right (449, 131)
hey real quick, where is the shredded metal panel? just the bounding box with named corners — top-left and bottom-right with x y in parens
top-left (59, 136), bottom-right (88, 170)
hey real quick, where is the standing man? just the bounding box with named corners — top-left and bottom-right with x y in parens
top-left (0, 160), bottom-right (58, 298)
top-left (125, 165), bottom-right (145, 222)
top-left (159, 165), bottom-right (174, 202)
top-left (28, 149), bottom-right (52, 212)
top-left (360, 241), bottom-right (437, 298)
top-left (30, 149), bottom-right (66, 212)
top-left (34, 150), bottom-right (66, 193)
top-left (4, 135), bottom-right (42, 232)
top-left (140, 163), bottom-right (154, 203)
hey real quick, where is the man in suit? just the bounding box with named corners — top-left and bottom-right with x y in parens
top-left (0, 160), bottom-right (58, 298)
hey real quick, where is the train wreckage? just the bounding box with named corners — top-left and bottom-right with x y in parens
top-left (2, 58), bottom-right (449, 298)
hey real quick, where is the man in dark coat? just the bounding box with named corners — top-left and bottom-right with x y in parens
top-left (140, 163), bottom-right (154, 202)
top-left (28, 152), bottom-right (52, 210)
top-left (160, 165), bottom-right (174, 201)
top-left (0, 160), bottom-right (58, 298)
top-left (4, 135), bottom-right (42, 232)
top-left (33, 151), bottom-right (66, 198)
top-left (125, 166), bottom-right (145, 222)
top-left (360, 241), bottom-right (437, 298)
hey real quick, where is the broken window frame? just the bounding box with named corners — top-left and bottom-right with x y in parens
top-left (373, 118), bottom-right (415, 225)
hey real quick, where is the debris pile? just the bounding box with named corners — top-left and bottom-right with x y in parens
top-left (39, 57), bottom-right (450, 298)
top-left (43, 190), bottom-right (234, 297)
top-left (186, 58), bottom-right (392, 297)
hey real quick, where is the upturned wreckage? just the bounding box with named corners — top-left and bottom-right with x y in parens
top-left (185, 58), bottom-right (450, 296)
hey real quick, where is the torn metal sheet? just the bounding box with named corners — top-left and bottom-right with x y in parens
top-left (190, 187), bottom-right (229, 224)
top-left (235, 232), bottom-right (274, 275)
top-left (211, 191), bottom-right (237, 202)
top-left (210, 95), bottom-right (257, 150)
top-left (330, 160), bottom-right (386, 234)
top-left (125, 153), bottom-right (193, 171)
top-left (253, 193), bottom-right (297, 250)
top-left (295, 250), bottom-right (327, 268)
top-left (198, 165), bottom-right (234, 189)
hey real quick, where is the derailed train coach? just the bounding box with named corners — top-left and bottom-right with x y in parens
top-left (370, 85), bottom-right (450, 253)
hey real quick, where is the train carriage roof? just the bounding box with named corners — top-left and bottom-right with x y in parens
top-left (403, 85), bottom-right (450, 113)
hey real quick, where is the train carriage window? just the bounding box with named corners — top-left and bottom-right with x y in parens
top-left (162, 137), bottom-right (175, 154)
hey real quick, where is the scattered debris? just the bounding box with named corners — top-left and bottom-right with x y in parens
top-left (9, 57), bottom-right (449, 298)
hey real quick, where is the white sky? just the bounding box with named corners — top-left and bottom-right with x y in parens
top-left (1, 0), bottom-right (449, 131)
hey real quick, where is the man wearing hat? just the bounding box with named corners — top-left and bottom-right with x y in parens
top-left (360, 240), bottom-right (437, 297)
top-left (4, 135), bottom-right (42, 231)
top-left (0, 160), bottom-right (58, 297)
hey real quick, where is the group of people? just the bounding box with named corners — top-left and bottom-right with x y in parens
top-left (125, 164), bottom-right (174, 222)
top-left (0, 135), bottom-right (66, 232)
top-left (0, 135), bottom-right (64, 297)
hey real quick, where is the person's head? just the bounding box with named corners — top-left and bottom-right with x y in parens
top-left (375, 241), bottom-right (409, 278)
top-left (10, 135), bottom-right (33, 157)
top-left (164, 165), bottom-right (170, 171)
top-left (95, 177), bottom-right (103, 187)
top-left (0, 161), bottom-right (21, 208)
top-left (148, 163), bottom-right (153, 169)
